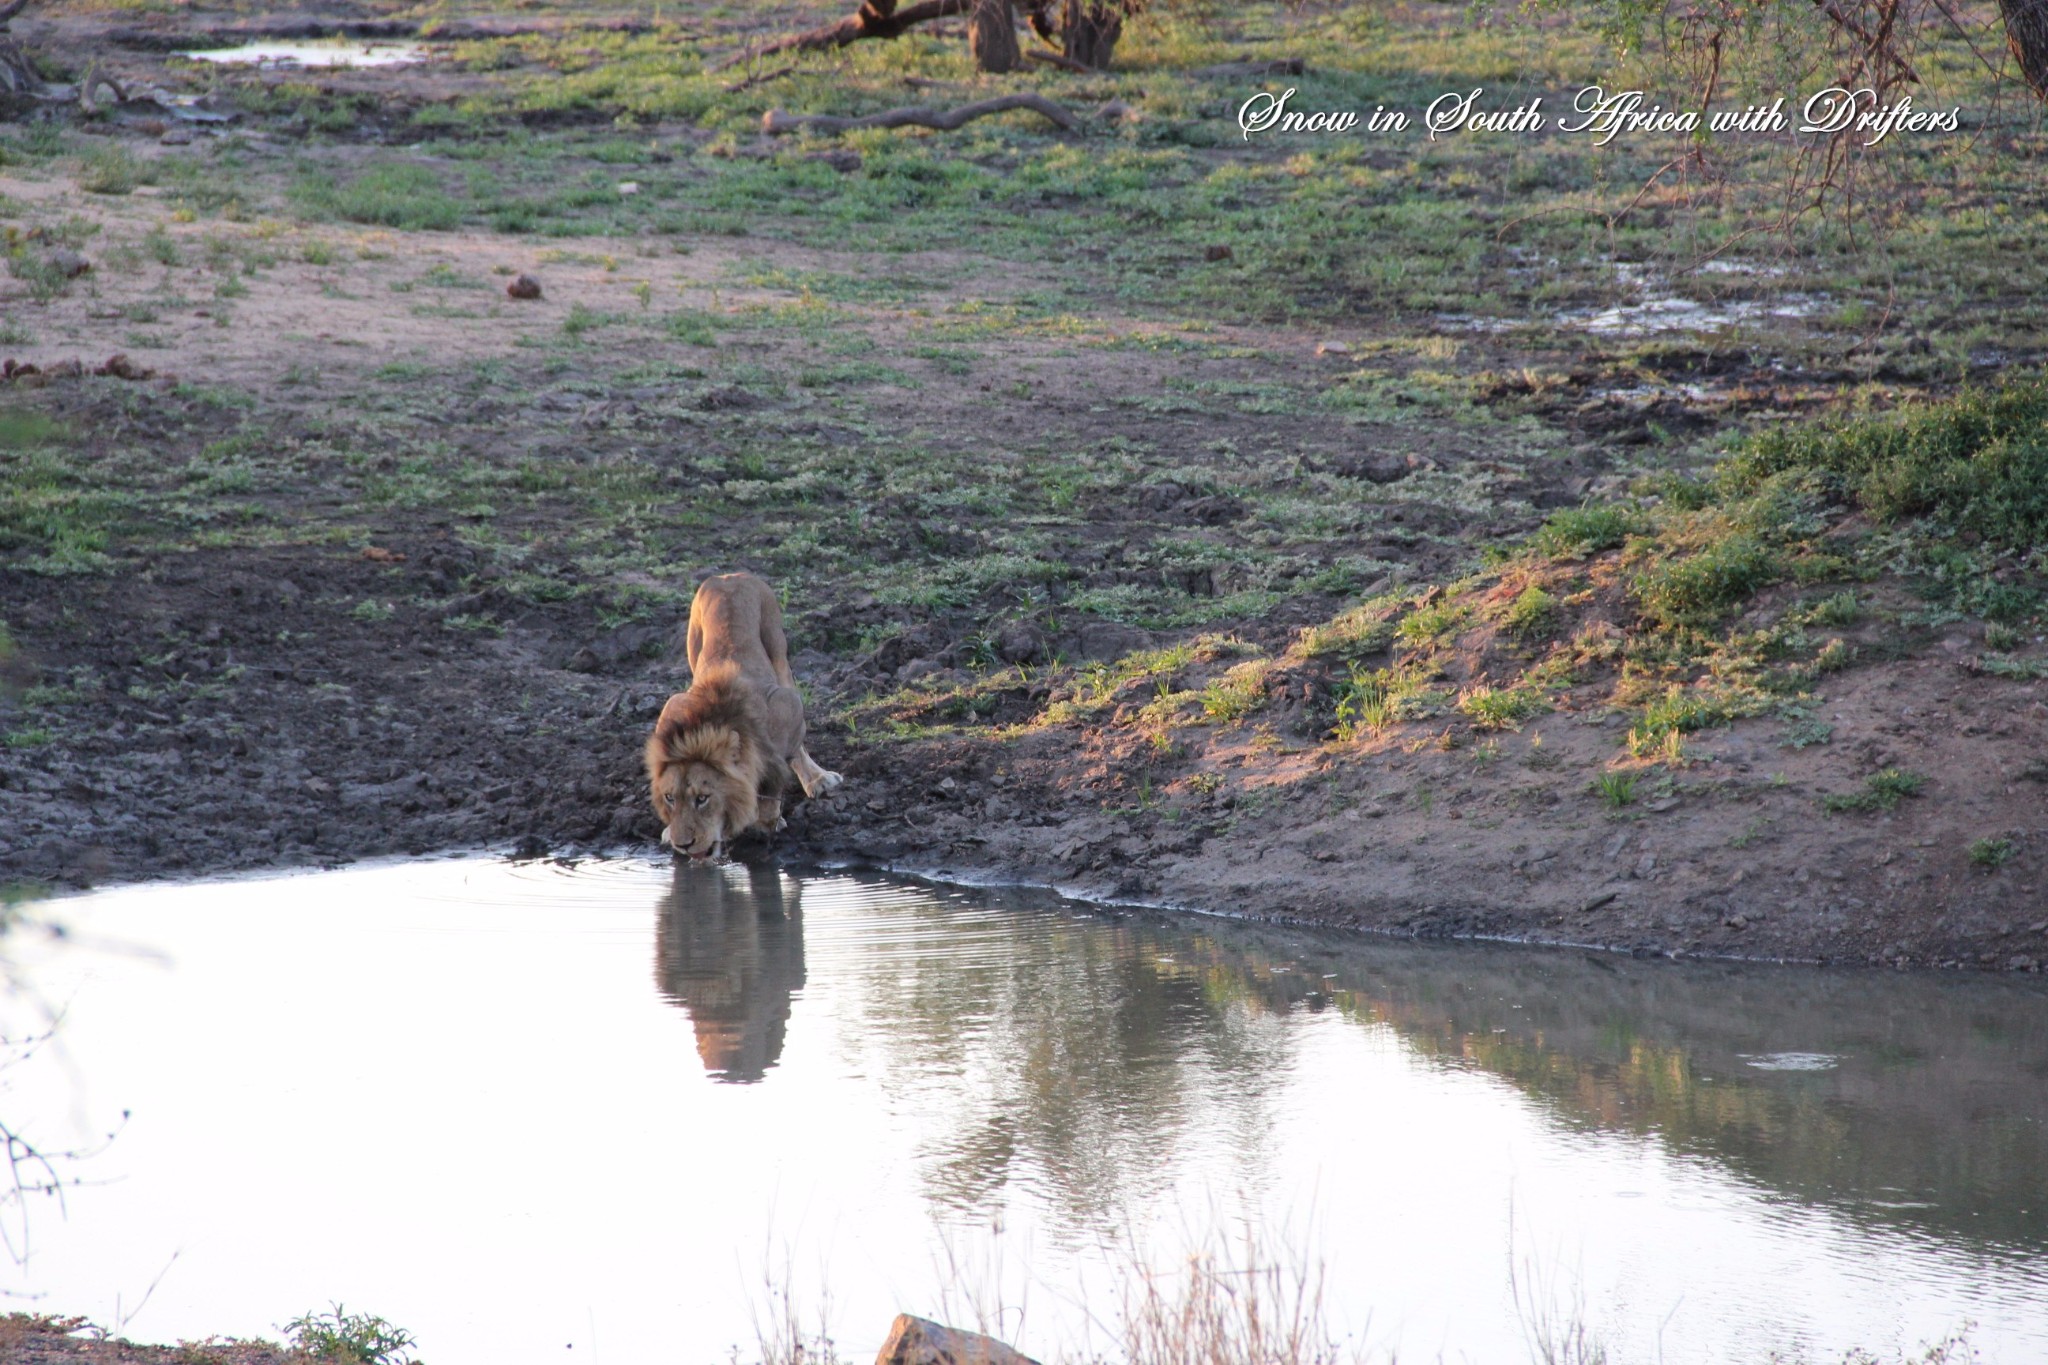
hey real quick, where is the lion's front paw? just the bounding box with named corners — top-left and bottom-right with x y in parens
top-left (808, 768), bottom-right (844, 797)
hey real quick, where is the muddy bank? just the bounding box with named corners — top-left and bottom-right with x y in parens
top-left (4, 530), bottom-right (2044, 974)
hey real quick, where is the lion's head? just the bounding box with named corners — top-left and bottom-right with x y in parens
top-left (646, 663), bottom-right (780, 860)
top-left (646, 723), bottom-right (763, 860)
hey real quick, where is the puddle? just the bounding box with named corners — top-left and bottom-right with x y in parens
top-left (180, 39), bottom-right (425, 68)
top-left (1575, 292), bottom-right (1826, 335)
top-left (1742, 1051), bottom-right (1843, 1071)
top-left (6, 857), bottom-right (2047, 1363)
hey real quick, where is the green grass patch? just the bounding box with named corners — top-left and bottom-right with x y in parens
top-left (1821, 767), bottom-right (1927, 814)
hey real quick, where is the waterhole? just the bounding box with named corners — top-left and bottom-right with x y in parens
top-left (6, 857), bottom-right (2046, 1362)
top-left (178, 40), bottom-right (425, 68)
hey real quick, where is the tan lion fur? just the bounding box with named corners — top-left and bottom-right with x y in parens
top-left (645, 573), bottom-right (841, 858)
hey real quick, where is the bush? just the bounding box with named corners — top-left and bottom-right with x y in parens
top-left (1632, 533), bottom-right (1779, 627)
top-left (1724, 375), bottom-right (2048, 548)
top-left (1528, 503), bottom-right (1638, 558)
top-left (282, 1305), bottom-right (417, 1365)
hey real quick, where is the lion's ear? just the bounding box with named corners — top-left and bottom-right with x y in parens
top-left (722, 731), bottom-right (746, 768)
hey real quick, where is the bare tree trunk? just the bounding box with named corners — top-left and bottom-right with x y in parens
top-left (1059, 0), bottom-right (1121, 69)
top-left (2000, 0), bottom-right (2048, 99)
top-left (0, 0), bottom-right (39, 105)
top-left (968, 0), bottom-right (1019, 73)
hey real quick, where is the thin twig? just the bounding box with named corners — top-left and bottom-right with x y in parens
top-left (1024, 47), bottom-right (1092, 72)
top-left (724, 61), bottom-right (798, 93)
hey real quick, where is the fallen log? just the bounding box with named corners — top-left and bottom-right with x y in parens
top-left (713, 0), bottom-right (970, 70)
top-left (762, 92), bottom-right (1078, 134)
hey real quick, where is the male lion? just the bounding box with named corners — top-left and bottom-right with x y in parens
top-left (645, 573), bottom-right (842, 859)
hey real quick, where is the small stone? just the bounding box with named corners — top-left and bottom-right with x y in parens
top-left (1646, 797), bottom-right (1679, 813)
top-left (1315, 341), bottom-right (1352, 357)
top-left (1204, 244), bottom-right (1233, 262)
top-left (1724, 914), bottom-right (1748, 929)
top-left (616, 181), bottom-right (640, 195)
top-left (877, 1314), bottom-right (1040, 1365)
top-left (47, 249), bottom-right (91, 279)
top-left (160, 128), bottom-right (193, 145)
top-left (97, 353), bottom-right (151, 380)
top-left (506, 274), bottom-right (543, 300)
top-left (1098, 99), bottom-right (1135, 122)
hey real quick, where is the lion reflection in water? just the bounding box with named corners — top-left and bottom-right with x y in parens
top-left (654, 859), bottom-right (807, 1084)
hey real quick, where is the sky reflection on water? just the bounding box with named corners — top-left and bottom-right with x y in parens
top-left (6, 855), bottom-right (2047, 1363)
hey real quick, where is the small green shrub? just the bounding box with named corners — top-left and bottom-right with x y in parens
top-left (1332, 667), bottom-right (1392, 740)
top-left (1458, 685), bottom-right (1546, 731)
top-left (1296, 600), bottom-right (1397, 660)
top-left (1501, 584), bottom-right (1558, 638)
top-left (1822, 767), bottom-right (1927, 813)
top-left (1199, 661), bottom-right (1269, 723)
top-left (1633, 533), bottom-right (1779, 627)
top-left (1528, 504), bottom-right (1638, 558)
top-left (1395, 601), bottom-right (1465, 649)
top-left (283, 1306), bottom-right (417, 1365)
top-left (79, 144), bottom-right (142, 195)
top-left (1969, 837), bottom-right (2015, 870)
top-left (1593, 770), bottom-right (1637, 808)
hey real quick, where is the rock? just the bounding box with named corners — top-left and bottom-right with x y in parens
top-left (97, 353), bottom-right (151, 380)
top-left (616, 181), bottom-right (640, 195)
top-left (996, 623), bottom-right (1042, 664)
top-left (160, 128), bottom-right (192, 145)
top-left (1204, 244), bottom-right (1233, 262)
top-left (1135, 482), bottom-right (1185, 512)
top-left (897, 656), bottom-right (945, 684)
top-left (1359, 456), bottom-right (1413, 485)
top-left (1181, 493), bottom-right (1243, 525)
top-left (876, 1314), bottom-right (1040, 1365)
top-left (1315, 340), bottom-right (1352, 357)
top-left (1098, 99), bottom-right (1136, 122)
top-left (507, 274), bottom-right (543, 300)
top-left (1074, 620), bottom-right (1153, 663)
top-left (808, 148), bottom-right (863, 173)
top-left (46, 249), bottom-right (91, 279)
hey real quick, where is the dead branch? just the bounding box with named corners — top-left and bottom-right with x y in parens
top-left (714, 0), bottom-right (971, 70)
top-left (1807, 0), bottom-right (1923, 83)
top-left (762, 91), bottom-right (1078, 134)
top-left (724, 61), bottom-right (798, 93)
top-left (1190, 57), bottom-right (1307, 78)
top-left (1024, 46), bottom-right (1092, 71)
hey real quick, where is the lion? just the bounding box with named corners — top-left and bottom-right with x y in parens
top-left (645, 572), bottom-right (842, 859)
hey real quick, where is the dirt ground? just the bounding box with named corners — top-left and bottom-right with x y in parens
top-left (2, 0), bottom-right (2046, 977)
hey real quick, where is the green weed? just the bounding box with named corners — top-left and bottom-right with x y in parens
top-left (1821, 768), bottom-right (1928, 814)
top-left (282, 1305), bottom-right (417, 1365)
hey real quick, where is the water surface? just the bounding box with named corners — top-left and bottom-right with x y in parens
top-left (6, 857), bottom-right (2047, 1362)
top-left (179, 40), bottom-right (424, 68)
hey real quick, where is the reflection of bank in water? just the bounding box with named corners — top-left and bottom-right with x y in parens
top-left (654, 860), bottom-right (806, 1084)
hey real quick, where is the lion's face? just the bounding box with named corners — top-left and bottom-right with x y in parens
top-left (653, 758), bottom-right (745, 860)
